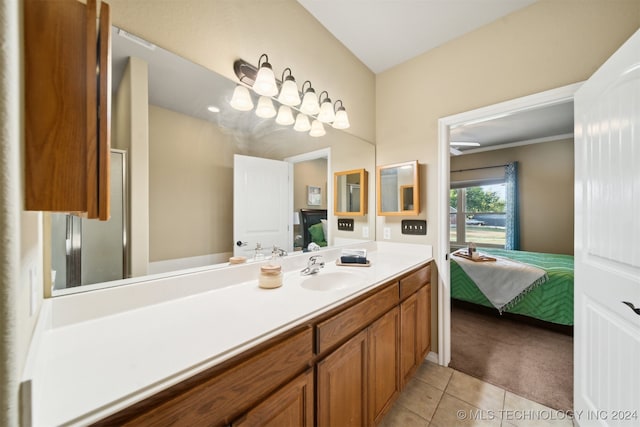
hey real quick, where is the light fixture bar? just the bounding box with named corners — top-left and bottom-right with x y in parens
top-left (449, 141), bottom-right (481, 147)
top-left (231, 54), bottom-right (351, 135)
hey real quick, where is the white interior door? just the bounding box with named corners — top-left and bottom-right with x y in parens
top-left (574, 28), bottom-right (640, 425)
top-left (233, 155), bottom-right (291, 258)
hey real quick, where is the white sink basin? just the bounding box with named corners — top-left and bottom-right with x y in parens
top-left (300, 270), bottom-right (366, 292)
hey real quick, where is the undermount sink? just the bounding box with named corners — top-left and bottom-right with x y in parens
top-left (300, 270), bottom-right (366, 292)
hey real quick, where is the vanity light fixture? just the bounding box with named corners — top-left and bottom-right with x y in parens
top-left (294, 113), bottom-right (311, 132)
top-left (230, 54), bottom-right (352, 136)
top-left (253, 54), bottom-right (278, 97)
top-left (309, 119), bottom-right (326, 137)
top-left (229, 85), bottom-right (254, 111)
top-left (300, 81), bottom-right (320, 115)
top-left (276, 105), bottom-right (295, 125)
top-left (317, 91), bottom-right (336, 123)
top-left (277, 68), bottom-right (301, 106)
top-left (255, 96), bottom-right (277, 118)
top-left (332, 100), bottom-right (350, 130)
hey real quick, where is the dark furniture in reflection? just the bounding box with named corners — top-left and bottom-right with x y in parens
top-left (300, 209), bottom-right (327, 249)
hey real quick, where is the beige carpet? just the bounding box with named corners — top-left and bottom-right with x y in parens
top-left (449, 303), bottom-right (573, 411)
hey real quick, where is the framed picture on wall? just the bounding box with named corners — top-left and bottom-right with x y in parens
top-left (307, 186), bottom-right (321, 206)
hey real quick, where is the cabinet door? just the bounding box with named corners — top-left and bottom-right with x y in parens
top-left (400, 293), bottom-right (418, 387)
top-left (317, 329), bottom-right (368, 427)
top-left (417, 284), bottom-right (431, 360)
top-left (233, 370), bottom-right (313, 427)
top-left (24, 0), bottom-right (111, 219)
top-left (368, 307), bottom-right (399, 425)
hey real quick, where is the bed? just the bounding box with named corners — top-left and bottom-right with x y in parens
top-left (451, 247), bottom-right (574, 325)
top-left (299, 209), bottom-right (327, 250)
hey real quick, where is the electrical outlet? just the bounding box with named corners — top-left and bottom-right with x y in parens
top-left (362, 226), bottom-right (369, 238)
top-left (383, 227), bottom-right (391, 239)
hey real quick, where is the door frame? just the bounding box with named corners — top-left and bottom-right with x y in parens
top-left (436, 82), bottom-right (582, 366)
top-left (284, 148), bottom-right (332, 246)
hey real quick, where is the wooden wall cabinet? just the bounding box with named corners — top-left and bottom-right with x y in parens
top-left (334, 168), bottom-right (368, 216)
top-left (376, 160), bottom-right (420, 216)
top-left (24, 0), bottom-right (111, 220)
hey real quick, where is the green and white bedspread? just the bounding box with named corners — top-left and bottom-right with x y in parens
top-left (451, 248), bottom-right (574, 325)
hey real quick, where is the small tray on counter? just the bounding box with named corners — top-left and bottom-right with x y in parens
top-left (336, 259), bottom-right (371, 267)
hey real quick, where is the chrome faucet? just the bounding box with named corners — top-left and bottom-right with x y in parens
top-left (271, 245), bottom-right (288, 258)
top-left (300, 255), bottom-right (325, 275)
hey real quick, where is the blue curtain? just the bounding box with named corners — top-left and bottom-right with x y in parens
top-left (505, 162), bottom-right (520, 250)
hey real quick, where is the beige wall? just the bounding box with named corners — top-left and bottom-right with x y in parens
top-left (149, 105), bottom-right (235, 261)
top-left (451, 139), bottom-right (574, 255)
top-left (376, 0), bottom-right (640, 352)
top-left (108, 0), bottom-right (376, 144)
top-left (294, 159), bottom-right (328, 212)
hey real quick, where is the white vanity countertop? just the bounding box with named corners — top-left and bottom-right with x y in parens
top-left (23, 242), bottom-right (433, 427)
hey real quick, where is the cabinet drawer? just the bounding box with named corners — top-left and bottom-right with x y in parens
top-left (399, 264), bottom-right (431, 300)
top-left (120, 327), bottom-right (313, 427)
top-left (317, 283), bottom-right (399, 354)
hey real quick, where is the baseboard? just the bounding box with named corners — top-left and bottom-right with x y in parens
top-left (426, 351), bottom-right (439, 364)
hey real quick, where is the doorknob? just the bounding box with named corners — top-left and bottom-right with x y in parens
top-left (622, 301), bottom-right (640, 316)
top-left (236, 241), bottom-right (248, 247)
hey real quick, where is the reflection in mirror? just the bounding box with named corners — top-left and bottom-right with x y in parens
top-left (47, 26), bottom-right (375, 295)
top-left (334, 169), bottom-right (368, 216)
top-left (377, 160), bottom-right (420, 216)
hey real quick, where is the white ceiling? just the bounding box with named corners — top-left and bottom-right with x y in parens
top-left (296, 0), bottom-right (573, 153)
top-left (296, 0), bottom-right (537, 74)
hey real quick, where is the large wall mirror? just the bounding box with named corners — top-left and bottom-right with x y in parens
top-left (46, 26), bottom-right (375, 295)
top-left (376, 160), bottom-right (420, 216)
top-left (334, 169), bottom-right (368, 216)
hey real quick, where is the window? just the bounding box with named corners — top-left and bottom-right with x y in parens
top-left (450, 181), bottom-right (506, 247)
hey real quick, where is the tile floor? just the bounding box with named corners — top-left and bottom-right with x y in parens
top-left (380, 361), bottom-right (575, 427)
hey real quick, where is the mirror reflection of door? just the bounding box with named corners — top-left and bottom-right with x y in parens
top-left (233, 155), bottom-right (291, 258)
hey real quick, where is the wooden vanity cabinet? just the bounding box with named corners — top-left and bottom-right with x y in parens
top-left (317, 307), bottom-right (399, 427)
top-left (399, 265), bottom-right (432, 387)
top-left (94, 327), bottom-right (314, 427)
top-left (94, 262), bottom-right (432, 427)
top-left (232, 369), bottom-right (314, 427)
top-left (24, 0), bottom-right (111, 220)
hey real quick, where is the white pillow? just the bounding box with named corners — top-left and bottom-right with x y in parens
top-left (320, 219), bottom-right (328, 238)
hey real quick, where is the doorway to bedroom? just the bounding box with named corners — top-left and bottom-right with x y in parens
top-left (437, 83), bottom-right (579, 411)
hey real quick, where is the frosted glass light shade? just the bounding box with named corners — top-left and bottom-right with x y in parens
top-left (277, 78), bottom-right (301, 106)
top-left (294, 113), bottom-right (311, 132)
top-left (309, 119), bottom-right (326, 137)
top-left (229, 85), bottom-right (254, 111)
top-left (300, 90), bottom-right (320, 115)
top-left (317, 100), bottom-right (336, 123)
top-left (275, 105), bottom-right (295, 125)
top-left (255, 96), bottom-right (276, 118)
top-left (332, 109), bottom-right (350, 129)
top-left (253, 64), bottom-right (278, 96)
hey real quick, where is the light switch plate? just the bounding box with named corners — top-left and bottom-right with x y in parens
top-left (337, 218), bottom-right (354, 231)
top-left (401, 220), bottom-right (427, 235)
